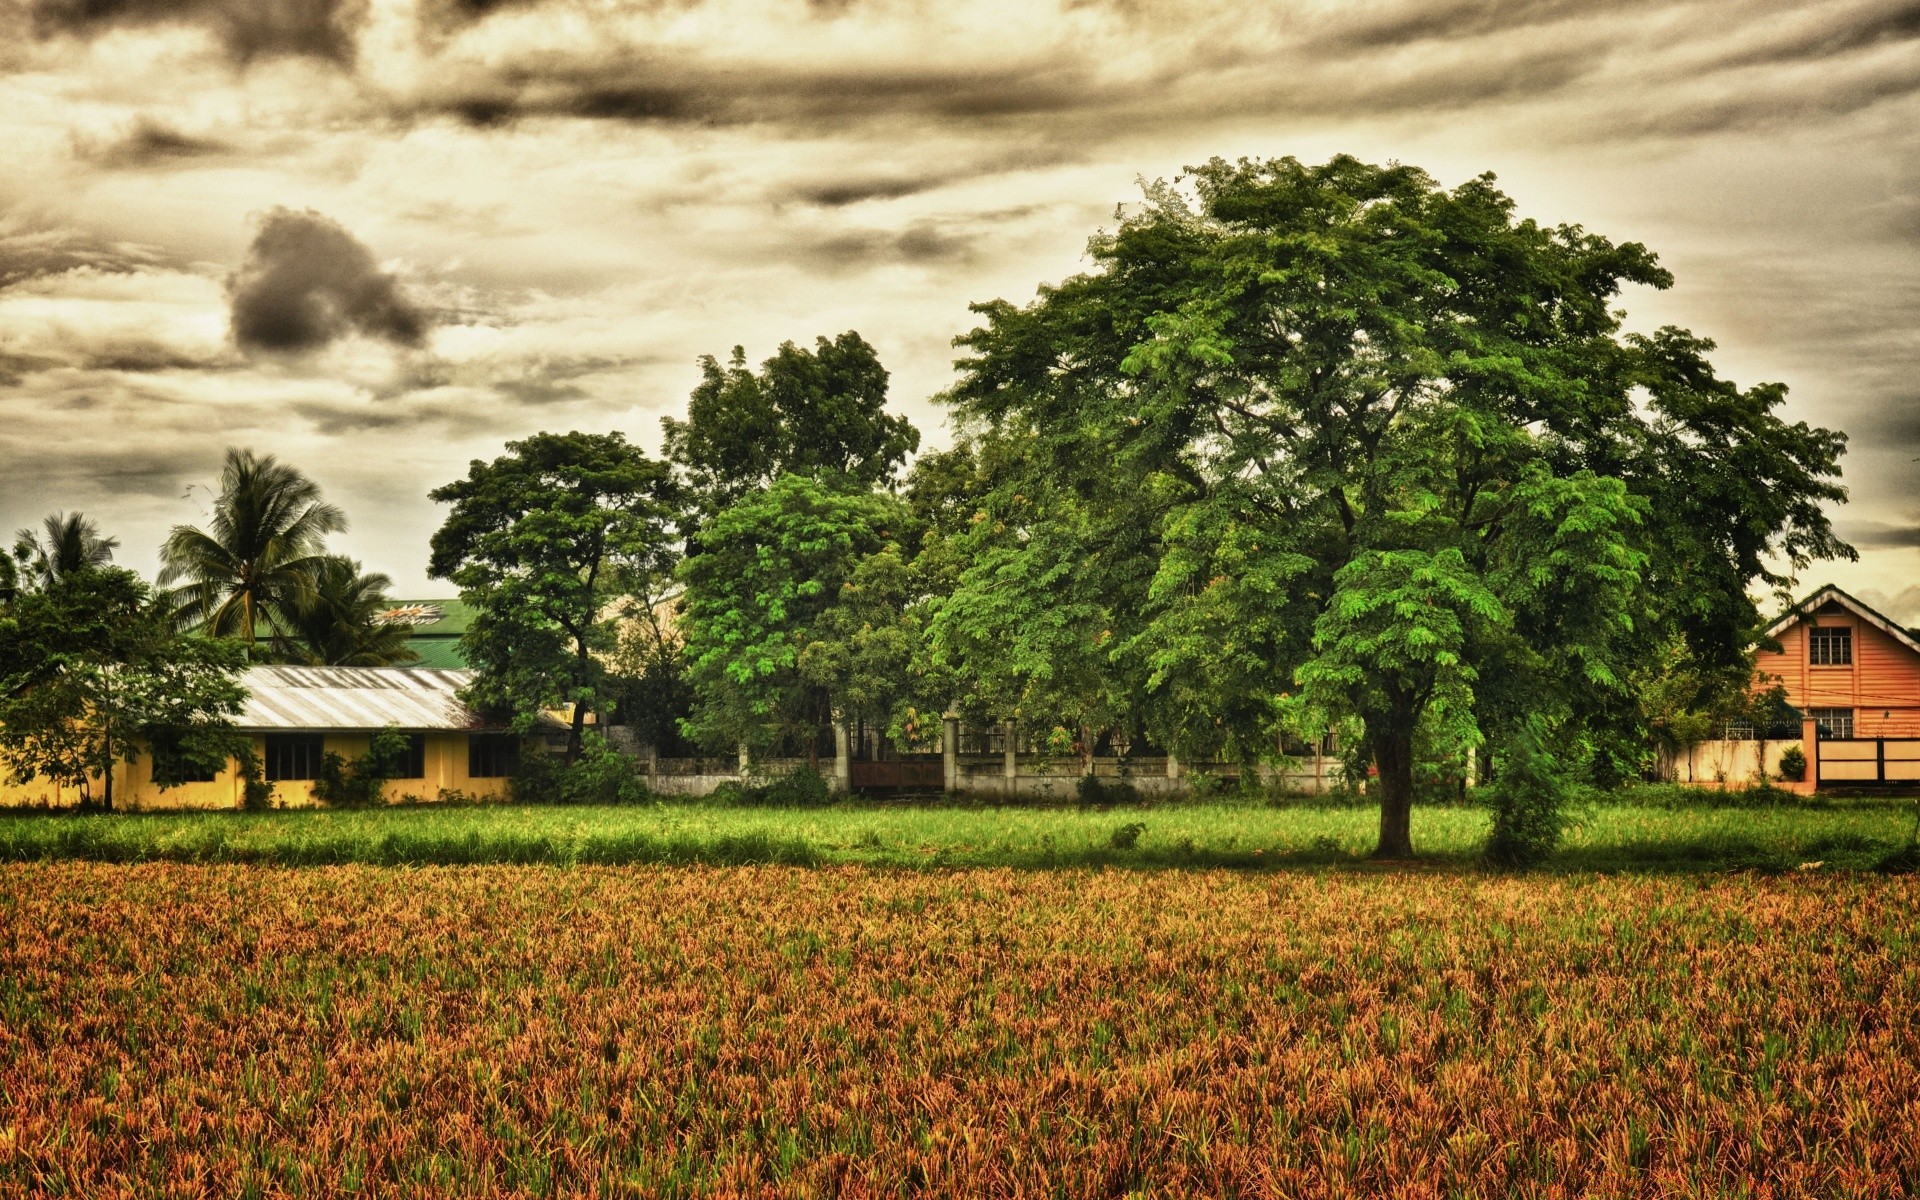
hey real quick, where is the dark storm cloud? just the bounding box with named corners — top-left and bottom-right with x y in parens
top-left (413, 55), bottom-right (1096, 129)
top-left (26, 0), bottom-right (367, 64)
top-left (85, 118), bottom-right (232, 169)
top-left (1709, 0), bottom-right (1920, 69)
top-left (801, 219), bottom-right (984, 271)
top-left (227, 208), bottom-right (429, 355)
top-left (1839, 519), bottom-right (1920, 549)
top-left (0, 225), bottom-right (168, 287)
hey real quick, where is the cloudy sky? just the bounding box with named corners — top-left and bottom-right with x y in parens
top-left (1, 0), bottom-right (1916, 613)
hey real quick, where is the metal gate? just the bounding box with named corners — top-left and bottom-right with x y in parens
top-left (1816, 738), bottom-right (1920, 786)
top-left (848, 755), bottom-right (944, 793)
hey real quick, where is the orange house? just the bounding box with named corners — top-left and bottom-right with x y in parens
top-left (1754, 585), bottom-right (1920, 789)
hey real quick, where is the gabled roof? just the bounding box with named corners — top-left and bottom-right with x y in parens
top-left (1763, 584), bottom-right (1920, 657)
top-left (236, 666), bottom-right (491, 732)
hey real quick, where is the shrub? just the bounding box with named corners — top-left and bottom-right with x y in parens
top-left (1076, 774), bottom-right (1141, 808)
top-left (509, 735), bottom-right (651, 806)
top-left (1778, 745), bottom-right (1807, 782)
top-left (1107, 821), bottom-right (1147, 850)
top-left (313, 727), bottom-right (413, 807)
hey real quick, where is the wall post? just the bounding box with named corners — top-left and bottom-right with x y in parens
top-left (943, 712), bottom-right (960, 793)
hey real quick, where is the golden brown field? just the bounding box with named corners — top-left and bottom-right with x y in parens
top-left (2, 864), bottom-right (1917, 1198)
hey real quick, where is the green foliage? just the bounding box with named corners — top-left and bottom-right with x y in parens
top-left (1482, 719), bottom-right (1573, 869)
top-left (508, 736), bottom-right (651, 807)
top-left (271, 558), bottom-right (418, 667)
top-left (678, 473), bottom-right (917, 755)
top-left (941, 153), bottom-right (1849, 858)
top-left (11, 512), bottom-right (118, 594)
top-left (663, 331), bottom-right (919, 519)
top-left (160, 449), bottom-right (347, 650)
top-left (313, 727), bottom-right (414, 807)
top-left (712, 765), bottom-right (835, 808)
top-left (429, 430), bottom-right (678, 762)
top-left (0, 566), bottom-right (250, 809)
top-left (1778, 745), bottom-right (1807, 783)
top-left (1108, 820), bottom-right (1147, 850)
top-left (1076, 774), bottom-right (1143, 808)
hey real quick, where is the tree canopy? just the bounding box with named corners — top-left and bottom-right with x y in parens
top-left (663, 331), bottom-right (920, 517)
top-left (939, 154), bottom-right (1848, 859)
top-left (0, 566), bottom-right (250, 809)
top-left (429, 430), bottom-right (678, 762)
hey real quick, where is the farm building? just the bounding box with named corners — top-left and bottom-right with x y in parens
top-left (1666, 584), bottom-right (1920, 790)
top-left (0, 666), bottom-right (533, 810)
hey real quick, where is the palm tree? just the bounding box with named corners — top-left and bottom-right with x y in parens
top-left (11, 512), bottom-right (119, 592)
top-left (160, 449), bottom-right (346, 649)
top-left (271, 557), bottom-right (420, 667)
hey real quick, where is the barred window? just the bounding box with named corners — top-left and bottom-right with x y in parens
top-left (1809, 626), bottom-right (1852, 666)
top-left (1810, 708), bottom-right (1854, 739)
top-left (468, 733), bottom-right (520, 778)
top-left (397, 734), bottom-right (427, 779)
top-left (152, 754), bottom-right (218, 784)
top-left (264, 734), bottom-right (325, 781)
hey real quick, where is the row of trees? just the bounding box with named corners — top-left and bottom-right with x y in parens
top-left (431, 157), bottom-right (1848, 863)
top-left (0, 156), bottom-right (1850, 856)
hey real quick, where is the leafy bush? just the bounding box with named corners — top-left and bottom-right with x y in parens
top-left (715, 765), bottom-right (835, 808)
top-left (509, 735), bottom-right (651, 806)
top-left (1483, 725), bottom-right (1570, 869)
top-left (1108, 821), bottom-right (1146, 850)
top-left (1076, 774), bottom-right (1142, 808)
top-left (313, 727), bottom-right (413, 807)
top-left (1778, 745), bottom-right (1807, 782)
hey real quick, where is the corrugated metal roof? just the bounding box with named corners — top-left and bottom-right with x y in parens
top-left (236, 666), bottom-right (493, 731)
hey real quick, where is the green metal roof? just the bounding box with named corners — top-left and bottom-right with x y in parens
top-left (376, 599), bottom-right (473, 668)
top-left (380, 599), bottom-right (474, 636)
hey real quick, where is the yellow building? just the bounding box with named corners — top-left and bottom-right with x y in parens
top-left (0, 666), bottom-right (533, 810)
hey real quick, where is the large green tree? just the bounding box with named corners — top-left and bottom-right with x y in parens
top-left (663, 331), bottom-right (920, 518)
top-left (942, 155), bottom-right (1848, 860)
top-left (0, 567), bottom-right (250, 810)
top-left (678, 473), bottom-right (921, 760)
top-left (428, 431), bottom-right (678, 763)
top-left (160, 448), bottom-right (347, 651)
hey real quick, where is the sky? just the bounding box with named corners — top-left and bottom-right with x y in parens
top-left (0, 0), bottom-right (1916, 615)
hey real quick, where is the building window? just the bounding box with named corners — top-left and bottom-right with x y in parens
top-left (152, 754), bottom-right (219, 784)
top-left (264, 734), bottom-right (326, 781)
top-left (398, 733), bottom-right (427, 779)
top-left (468, 733), bottom-right (520, 778)
top-left (1810, 708), bottom-right (1854, 739)
top-left (1808, 625), bottom-right (1852, 666)
top-left (1722, 718), bottom-right (1755, 741)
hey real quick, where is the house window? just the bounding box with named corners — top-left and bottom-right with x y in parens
top-left (397, 734), bottom-right (427, 779)
top-left (264, 734), bottom-right (326, 781)
top-left (152, 755), bottom-right (219, 784)
top-left (1722, 718), bottom-right (1755, 741)
top-left (1808, 625), bottom-right (1852, 666)
top-left (468, 733), bottom-right (520, 778)
top-left (1810, 708), bottom-right (1854, 739)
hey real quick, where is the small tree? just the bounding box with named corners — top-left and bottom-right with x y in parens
top-left (429, 431), bottom-right (679, 763)
top-left (678, 474), bottom-right (911, 758)
top-left (0, 567), bottom-right (249, 810)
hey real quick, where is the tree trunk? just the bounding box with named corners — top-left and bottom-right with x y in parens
top-left (1371, 712), bottom-right (1416, 859)
top-left (566, 701), bottom-right (586, 765)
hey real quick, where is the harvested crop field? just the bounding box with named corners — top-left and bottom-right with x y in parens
top-left (3, 866), bottom-right (1918, 1198)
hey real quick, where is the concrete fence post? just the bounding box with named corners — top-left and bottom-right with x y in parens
top-left (943, 712), bottom-right (960, 793)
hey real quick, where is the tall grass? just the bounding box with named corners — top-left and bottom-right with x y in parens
top-left (2, 790), bottom-right (1914, 871)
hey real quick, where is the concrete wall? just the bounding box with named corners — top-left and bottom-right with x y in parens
top-left (644, 752), bottom-right (1349, 798)
top-left (1657, 737), bottom-right (1808, 791)
top-left (0, 731), bottom-right (514, 811)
